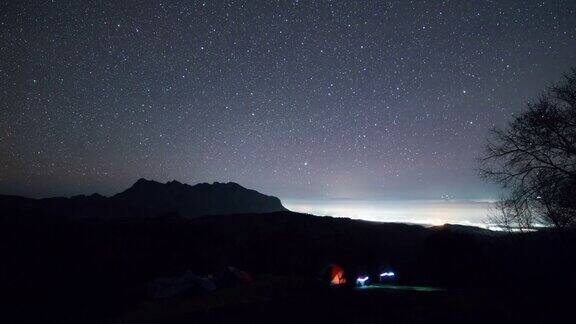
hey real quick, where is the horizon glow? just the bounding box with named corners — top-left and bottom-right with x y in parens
top-left (283, 198), bottom-right (495, 228)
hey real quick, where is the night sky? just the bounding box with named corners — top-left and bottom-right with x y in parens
top-left (1, 0), bottom-right (575, 200)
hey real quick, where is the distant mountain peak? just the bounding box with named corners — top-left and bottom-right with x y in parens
top-left (134, 178), bottom-right (156, 185)
top-left (210, 181), bottom-right (243, 188)
top-left (133, 178), bottom-right (185, 188)
top-left (0, 179), bottom-right (287, 219)
top-left (109, 178), bottom-right (287, 218)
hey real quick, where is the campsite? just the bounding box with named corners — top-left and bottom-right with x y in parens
top-left (2, 209), bottom-right (576, 322)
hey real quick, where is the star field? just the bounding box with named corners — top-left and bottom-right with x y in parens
top-left (1, 0), bottom-right (575, 199)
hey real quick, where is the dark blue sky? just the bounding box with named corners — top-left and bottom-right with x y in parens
top-left (1, 0), bottom-right (575, 200)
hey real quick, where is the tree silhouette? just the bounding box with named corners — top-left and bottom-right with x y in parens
top-left (480, 68), bottom-right (576, 230)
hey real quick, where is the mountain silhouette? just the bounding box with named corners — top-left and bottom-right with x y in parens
top-left (0, 178), bottom-right (287, 219)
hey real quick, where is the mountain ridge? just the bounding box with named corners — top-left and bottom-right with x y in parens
top-left (0, 178), bottom-right (287, 219)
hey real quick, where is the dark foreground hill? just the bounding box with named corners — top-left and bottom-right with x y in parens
top-left (0, 178), bottom-right (287, 219)
top-left (1, 207), bottom-right (576, 323)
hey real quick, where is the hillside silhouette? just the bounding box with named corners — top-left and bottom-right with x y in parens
top-left (1, 181), bottom-right (576, 323)
top-left (0, 178), bottom-right (286, 219)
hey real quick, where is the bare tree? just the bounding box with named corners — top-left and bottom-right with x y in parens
top-left (480, 68), bottom-right (576, 230)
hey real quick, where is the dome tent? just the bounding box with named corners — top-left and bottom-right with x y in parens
top-left (319, 264), bottom-right (347, 286)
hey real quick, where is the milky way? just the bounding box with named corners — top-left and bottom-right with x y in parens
top-left (1, 0), bottom-right (575, 199)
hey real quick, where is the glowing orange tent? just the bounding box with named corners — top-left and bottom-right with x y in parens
top-left (320, 264), bottom-right (347, 285)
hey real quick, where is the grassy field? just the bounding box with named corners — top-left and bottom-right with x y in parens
top-left (358, 284), bottom-right (444, 292)
top-left (110, 276), bottom-right (568, 323)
